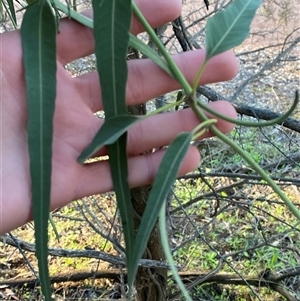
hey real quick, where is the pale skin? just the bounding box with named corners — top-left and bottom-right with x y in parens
top-left (0, 0), bottom-right (238, 234)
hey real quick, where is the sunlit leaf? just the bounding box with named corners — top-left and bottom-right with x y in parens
top-left (205, 0), bottom-right (261, 60)
top-left (78, 115), bottom-right (139, 162)
top-left (21, 1), bottom-right (56, 300)
top-left (130, 132), bottom-right (193, 286)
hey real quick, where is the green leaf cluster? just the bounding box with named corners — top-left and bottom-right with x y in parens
top-left (19, 0), bottom-right (299, 300)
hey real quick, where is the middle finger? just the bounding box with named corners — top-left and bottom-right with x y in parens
top-left (75, 49), bottom-right (238, 112)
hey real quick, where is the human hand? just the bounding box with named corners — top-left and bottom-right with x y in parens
top-left (0, 0), bottom-right (238, 234)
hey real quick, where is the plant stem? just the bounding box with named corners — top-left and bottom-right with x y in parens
top-left (131, 2), bottom-right (192, 95)
top-left (145, 98), bottom-right (185, 117)
top-left (188, 96), bottom-right (300, 220)
top-left (192, 60), bottom-right (207, 93)
top-left (196, 90), bottom-right (299, 127)
top-left (52, 0), bottom-right (93, 28)
top-left (192, 119), bottom-right (217, 140)
top-left (159, 203), bottom-right (193, 301)
top-left (52, 0), bottom-right (174, 77)
top-left (53, 0), bottom-right (191, 94)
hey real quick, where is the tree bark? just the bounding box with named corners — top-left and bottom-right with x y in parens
top-left (130, 185), bottom-right (167, 301)
top-left (127, 24), bottom-right (171, 299)
top-left (127, 103), bottom-right (167, 301)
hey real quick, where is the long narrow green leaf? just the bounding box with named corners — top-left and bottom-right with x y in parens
top-left (129, 132), bottom-right (193, 287)
top-left (7, 0), bottom-right (16, 24)
top-left (91, 0), bottom-right (136, 288)
top-left (2, 0), bottom-right (17, 28)
top-left (78, 115), bottom-right (139, 162)
top-left (206, 0), bottom-right (261, 60)
top-left (107, 135), bottom-right (133, 253)
top-left (78, 95), bottom-right (187, 163)
top-left (21, 1), bottom-right (56, 300)
top-left (92, 0), bottom-right (130, 116)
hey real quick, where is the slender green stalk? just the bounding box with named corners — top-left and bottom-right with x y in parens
top-left (195, 90), bottom-right (299, 127)
top-left (188, 97), bottom-right (300, 220)
top-left (159, 203), bottom-right (193, 301)
top-left (51, 0), bottom-right (93, 27)
top-left (192, 119), bottom-right (217, 140)
top-left (215, 128), bottom-right (300, 219)
top-left (49, 214), bottom-right (60, 241)
top-left (131, 2), bottom-right (192, 95)
top-left (145, 98), bottom-right (185, 117)
top-left (192, 60), bottom-right (207, 92)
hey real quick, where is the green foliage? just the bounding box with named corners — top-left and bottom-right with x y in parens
top-left (78, 115), bottom-right (139, 162)
top-left (91, 0), bottom-right (136, 293)
top-left (92, 0), bottom-right (130, 117)
top-left (0, 0), bottom-right (17, 28)
top-left (16, 0), bottom-right (299, 299)
top-left (205, 0), bottom-right (262, 60)
top-left (21, 1), bottom-right (57, 300)
top-left (160, 201), bottom-right (193, 301)
top-left (193, 0), bottom-right (262, 90)
top-left (132, 132), bottom-right (192, 287)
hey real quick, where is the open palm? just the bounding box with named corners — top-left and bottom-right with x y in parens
top-left (1, 0), bottom-right (238, 233)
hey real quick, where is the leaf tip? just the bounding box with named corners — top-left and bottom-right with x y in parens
top-left (77, 153), bottom-right (88, 164)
